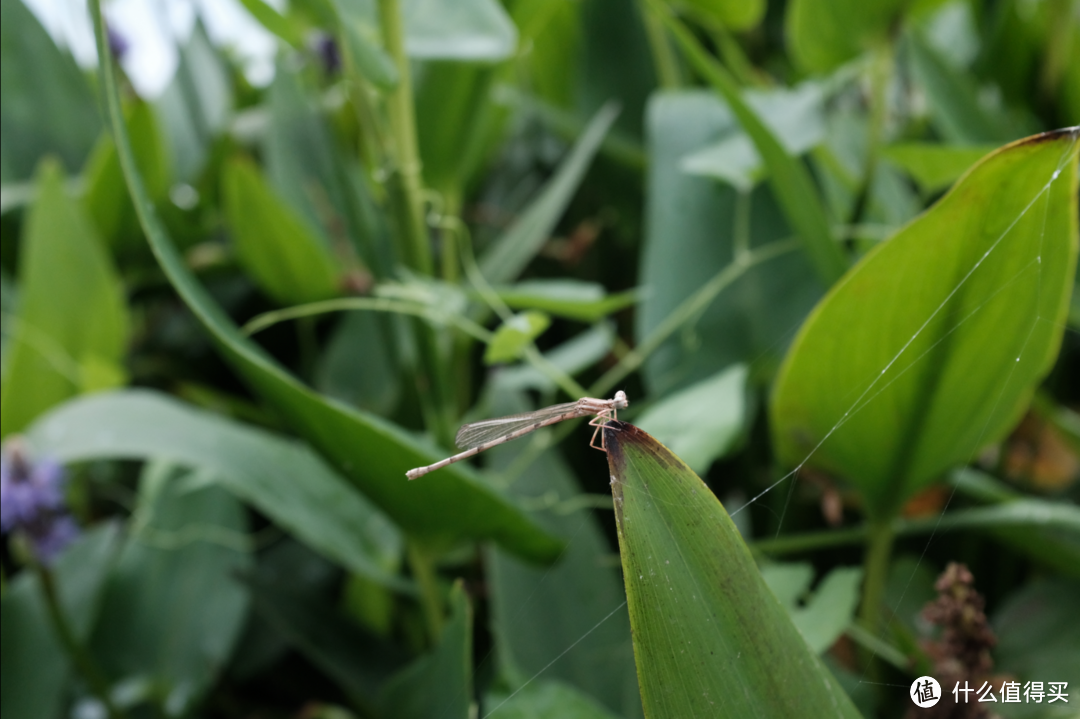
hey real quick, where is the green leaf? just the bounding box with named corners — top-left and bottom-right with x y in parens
top-left (90, 4), bottom-right (562, 564)
top-left (993, 579), bottom-right (1080, 710)
top-left (784, 0), bottom-right (903, 73)
top-left (636, 364), bottom-right (750, 475)
top-left (906, 31), bottom-right (1015, 145)
top-left (485, 311), bottom-right (552, 364)
top-left (153, 25), bottom-right (233, 182)
top-left (485, 391), bottom-right (640, 718)
top-left (223, 156), bottom-right (341, 305)
top-left (495, 323), bottom-right (615, 393)
top-left (25, 389), bottom-right (408, 590)
top-left (604, 422), bottom-right (862, 717)
top-left (771, 129), bottom-right (1079, 517)
top-left (479, 103), bottom-right (619, 285)
top-left (0, 524), bottom-right (120, 719)
top-left (89, 464), bottom-right (250, 712)
top-left (638, 91), bottom-right (821, 395)
top-left (332, 0), bottom-right (399, 89)
top-left (377, 580), bottom-right (472, 719)
top-left (494, 280), bottom-right (638, 323)
top-left (682, 0), bottom-right (765, 31)
top-left (655, 6), bottom-right (848, 286)
top-left (0, 0), bottom-right (101, 182)
top-left (236, 0), bottom-right (305, 47)
top-left (680, 82), bottom-right (826, 192)
top-left (243, 543), bottom-right (409, 712)
top-left (881, 143), bottom-right (998, 194)
top-left (315, 312), bottom-right (401, 416)
top-left (1, 159), bottom-right (128, 438)
top-left (82, 101), bottom-right (171, 249)
top-left (761, 563), bottom-right (869, 654)
top-left (485, 679), bottom-right (624, 719)
top-left (401, 0), bottom-right (517, 60)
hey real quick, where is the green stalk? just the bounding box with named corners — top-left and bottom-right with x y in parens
top-left (858, 517), bottom-right (896, 679)
top-left (407, 542), bottom-right (444, 641)
top-left (35, 562), bottom-right (127, 719)
top-left (377, 0), bottom-right (457, 443)
top-left (377, 0), bottom-right (431, 275)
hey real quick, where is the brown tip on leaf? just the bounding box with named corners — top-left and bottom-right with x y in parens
top-left (1011, 125), bottom-right (1080, 148)
top-left (603, 420), bottom-right (686, 475)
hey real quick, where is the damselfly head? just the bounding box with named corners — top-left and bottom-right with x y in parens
top-left (613, 390), bottom-right (629, 409)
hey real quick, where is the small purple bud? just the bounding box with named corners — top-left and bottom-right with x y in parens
top-left (106, 23), bottom-right (130, 60)
top-left (308, 31), bottom-right (341, 75)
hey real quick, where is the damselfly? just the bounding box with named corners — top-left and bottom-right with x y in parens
top-left (406, 391), bottom-right (629, 480)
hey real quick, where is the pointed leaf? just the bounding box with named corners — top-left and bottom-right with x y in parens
top-left (223, 156), bottom-right (341, 305)
top-left (771, 129), bottom-right (1079, 517)
top-left (604, 422), bottom-right (862, 717)
top-left (1, 159), bottom-right (128, 438)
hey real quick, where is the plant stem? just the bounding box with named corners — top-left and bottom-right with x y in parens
top-left (377, 0), bottom-right (431, 276)
top-left (858, 517), bottom-right (896, 679)
top-left (35, 562), bottom-right (127, 719)
top-left (407, 542), bottom-right (444, 641)
top-left (640, 1), bottom-right (682, 88)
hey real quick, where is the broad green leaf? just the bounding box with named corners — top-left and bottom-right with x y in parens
top-left (25, 389), bottom-right (407, 590)
top-left (90, 464), bottom-right (250, 713)
top-left (784, 0), bottom-right (903, 73)
top-left (82, 101), bottom-right (171, 249)
top-left (485, 311), bottom-right (552, 364)
top-left (636, 364), bottom-right (750, 475)
top-left (494, 280), bottom-right (638, 323)
top-left (771, 129), bottom-right (1079, 518)
top-left (604, 422), bottom-right (862, 717)
top-left (485, 679), bottom-right (623, 719)
top-left (993, 579), bottom-right (1080, 710)
top-left (881, 143), bottom-right (998, 194)
top-left (90, 4), bottom-right (561, 564)
top-left (0, 0), bottom-right (101, 182)
top-left (377, 581), bottom-right (472, 719)
top-left (479, 103), bottom-right (619, 285)
top-left (657, 7), bottom-right (848, 285)
top-left (682, 0), bottom-right (765, 31)
top-left (223, 156), bottom-right (341, 305)
top-left (244, 542), bottom-right (409, 713)
top-left (0, 524), bottom-right (120, 719)
top-left (1, 160), bottom-right (128, 438)
top-left (680, 82), bottom-right (826, 192)
top-left (486, 391), bottom-right (641, 719)
top-left (638, 91), bottom-right (821, 396)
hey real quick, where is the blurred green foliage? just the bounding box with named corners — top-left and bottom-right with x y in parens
top-left (1, 0), bottom-right (1078, 717)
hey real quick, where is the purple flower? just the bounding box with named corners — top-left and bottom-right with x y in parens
top-left (1, 440), bottom-right (79, 563)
